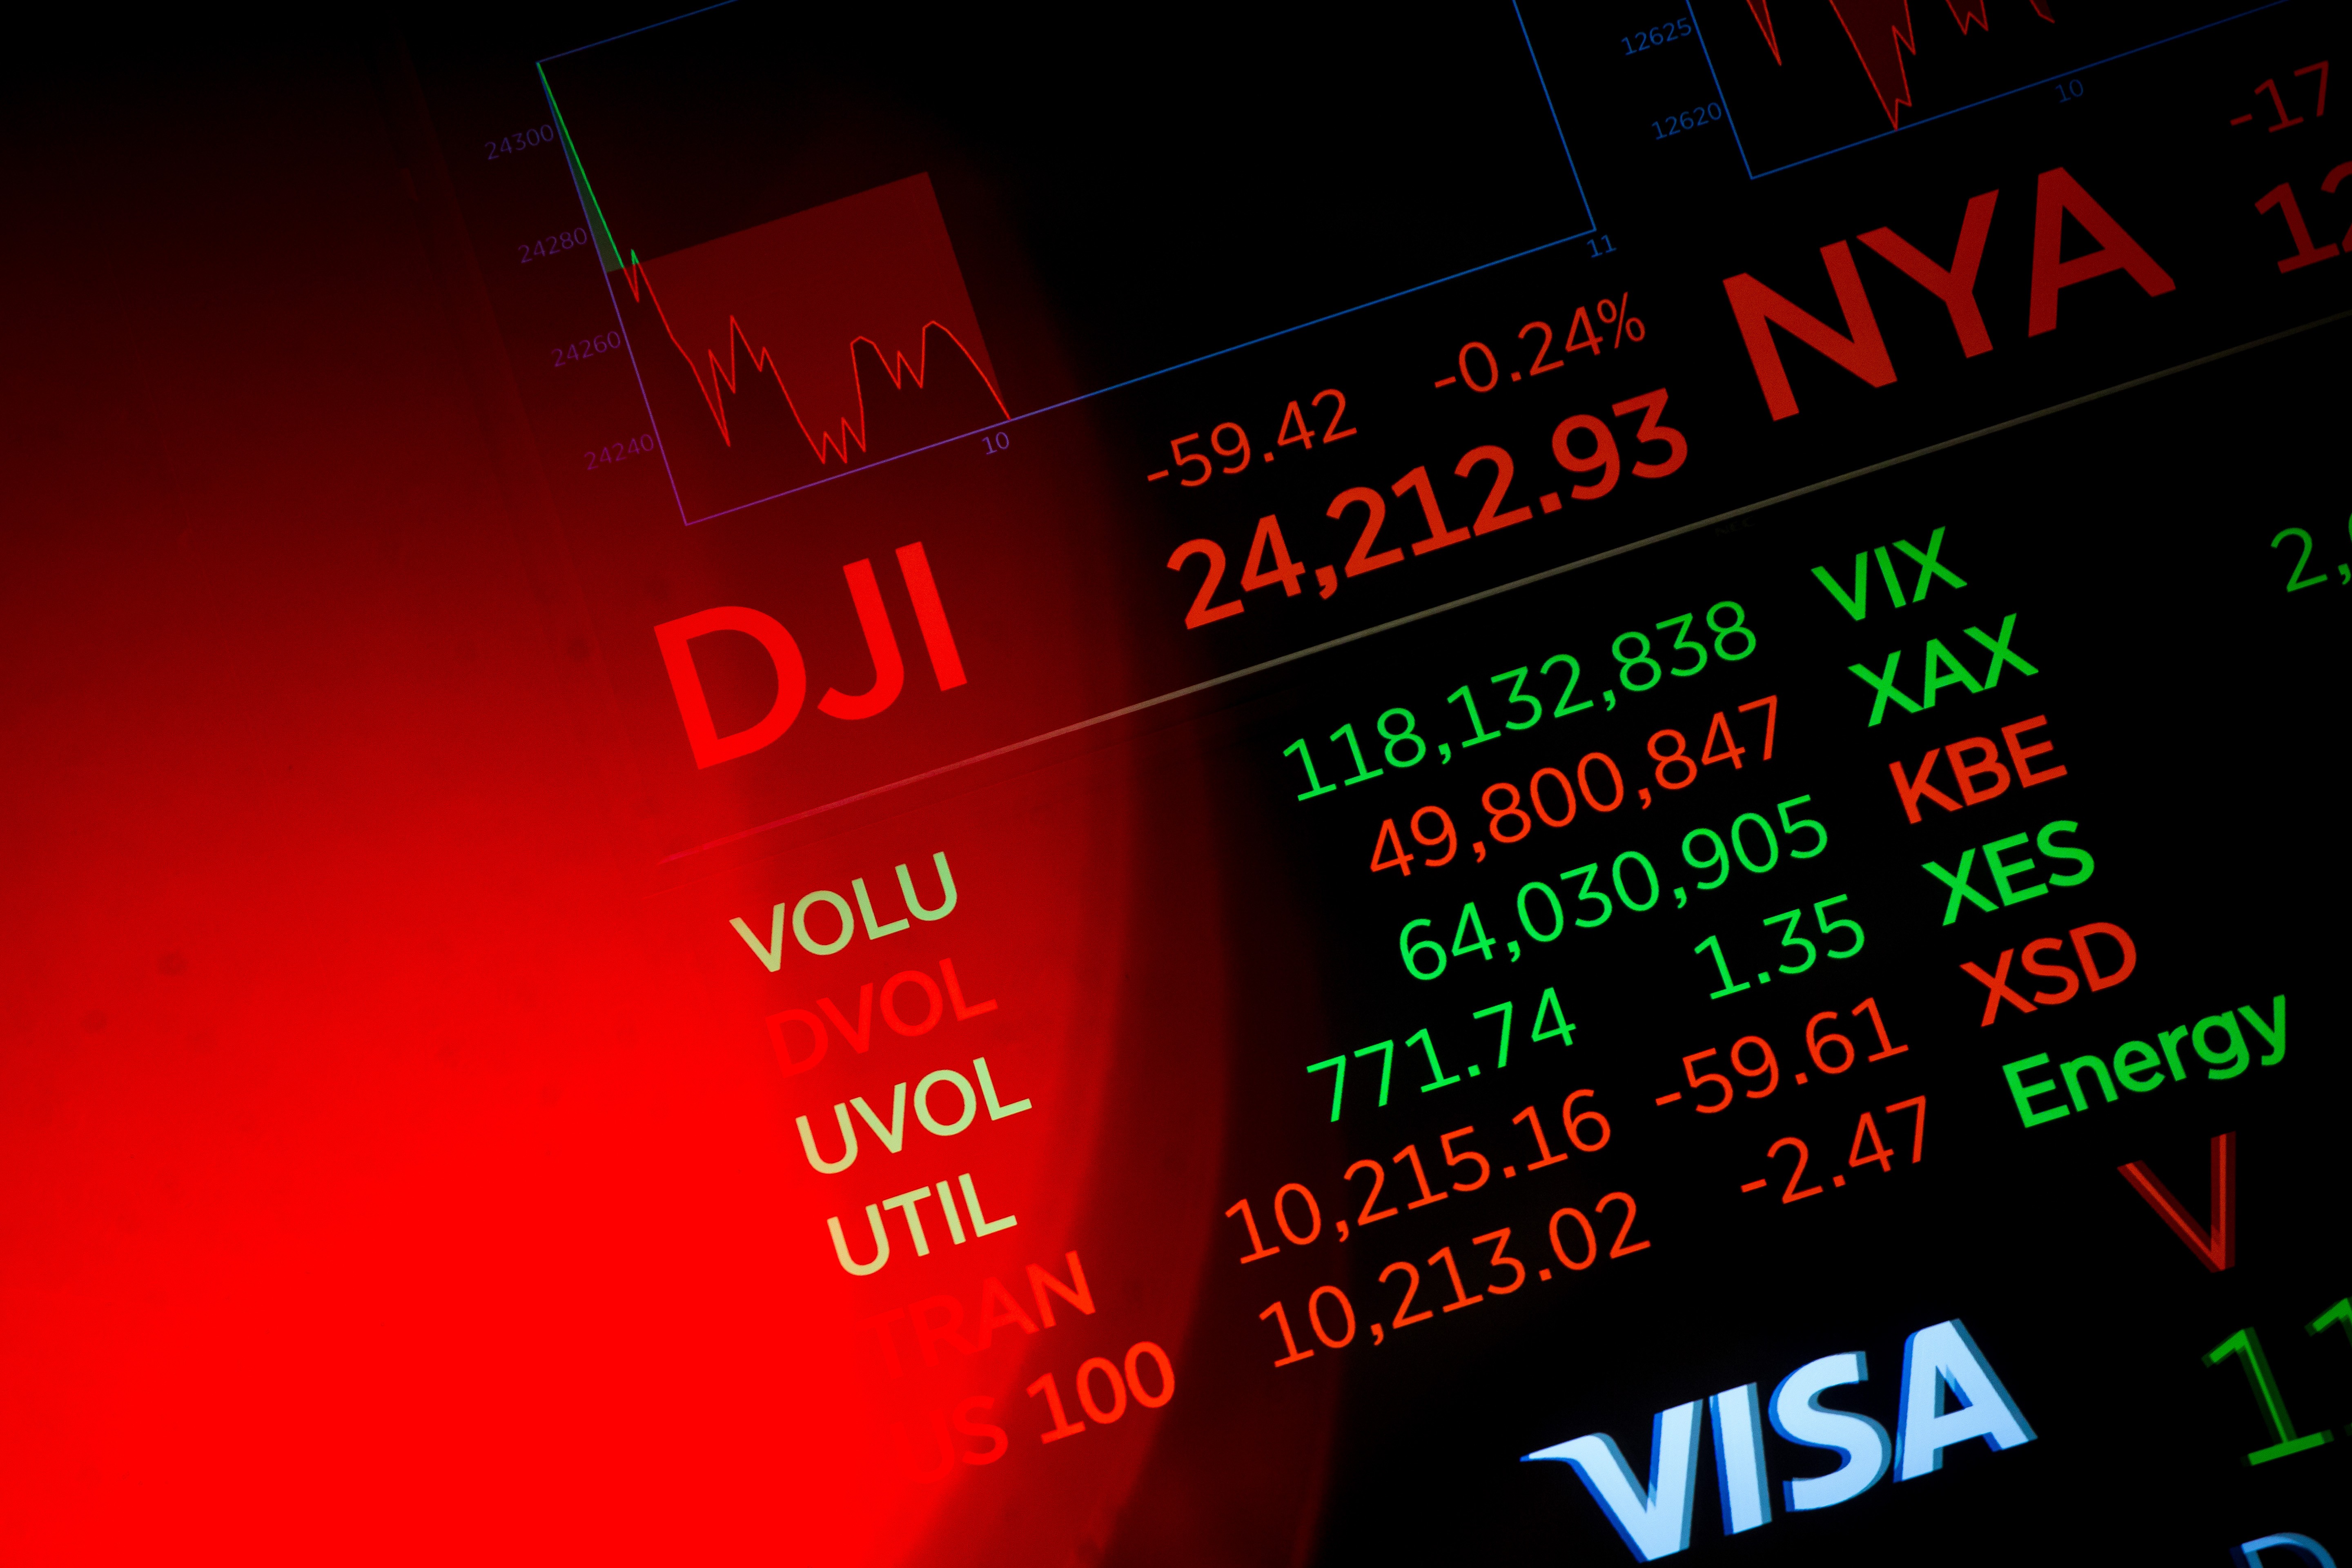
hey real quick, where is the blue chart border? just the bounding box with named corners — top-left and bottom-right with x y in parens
top-left (1686, 0), bottom-right (2294, 180)
top-left (536, 0), bottom-right (1601, 527)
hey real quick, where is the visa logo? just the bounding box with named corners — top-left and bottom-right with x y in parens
top-left (1524, 1318), bottom-right (2034, 1561)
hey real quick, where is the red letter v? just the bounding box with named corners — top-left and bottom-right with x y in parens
top-left (2118, 1131), bottom-right (2236, 1272)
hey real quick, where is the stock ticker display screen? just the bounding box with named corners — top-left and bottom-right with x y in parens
top-left (9, 2), bottom-right (2350, 1564)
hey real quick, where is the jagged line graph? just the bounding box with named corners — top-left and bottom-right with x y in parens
top-left (1696, 0), bottom-right (2287, 178)
top-left (1742, 0), bottom-right (2055, 128)
top-left (615, 252), bottom-right (1011, 465)
top-left (539, 62), bottom-right (1009, 503)
top-left (530, 4), bottom-right (1600, 526)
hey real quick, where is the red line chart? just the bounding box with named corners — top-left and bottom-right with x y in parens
top-left (1745, 0), bottom-right (2056, 128)
top-left (619, 251), bottom-right (1011, 468)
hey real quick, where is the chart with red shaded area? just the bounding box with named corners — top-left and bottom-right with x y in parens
top-left (1744, 0), bottom-right (2054, 129)
top-left (1691, 0), bottom-right (2258, 173)
top-left (619, 174), bottom-right (1011, 523)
